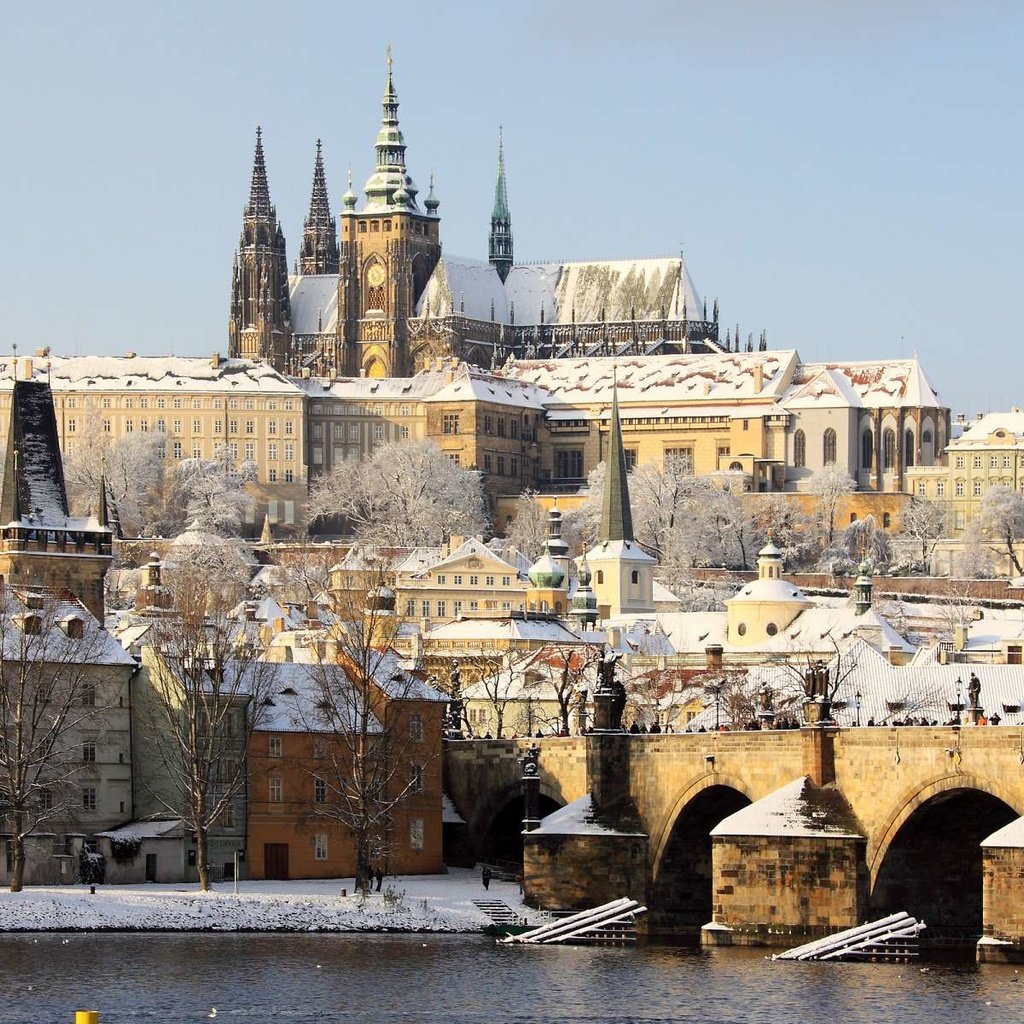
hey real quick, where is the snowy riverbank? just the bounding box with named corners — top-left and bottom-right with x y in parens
top-left (0, 868), bottom-right (534, 933)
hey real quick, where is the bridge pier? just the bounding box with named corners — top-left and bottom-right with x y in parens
top-left (980, 817), bottom-right (1024, 962)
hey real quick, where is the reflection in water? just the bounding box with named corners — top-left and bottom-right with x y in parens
top-left (2, 932), bottom-right (1017, 1024)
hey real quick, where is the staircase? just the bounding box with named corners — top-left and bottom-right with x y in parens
top-left (473, 900), bottom-right (522, 926)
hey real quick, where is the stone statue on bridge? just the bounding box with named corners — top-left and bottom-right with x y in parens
top-left (594, 647), bottom-right (627, 731)
top-left (968, 672), bottom-right (982, 710)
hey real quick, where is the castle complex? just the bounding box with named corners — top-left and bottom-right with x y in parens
top-left (229, 58), bottom-right (720, 380)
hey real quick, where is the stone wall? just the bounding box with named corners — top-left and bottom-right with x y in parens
top-left (707, 834), bottom-right (867, 946)
top-left (981, 846), bottom-right (1024, 962)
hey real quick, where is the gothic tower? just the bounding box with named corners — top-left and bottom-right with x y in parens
top-left (336, 51), bottom-right (441, 378)
top-left (299, 139), bottom-right (339, 275)
top-left (488, 127), bottom-right (513, 283)
top-left (229, 127), bottom-right (292, 370)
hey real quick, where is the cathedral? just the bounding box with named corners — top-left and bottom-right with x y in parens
top-left (229, 58), bottom-right (731, 379)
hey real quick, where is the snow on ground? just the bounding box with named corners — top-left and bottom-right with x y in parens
top-left (0, 868), bottom-right (536, 933)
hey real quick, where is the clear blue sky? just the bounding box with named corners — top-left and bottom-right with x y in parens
top-left (1, 0), bottom-right (1020, 416)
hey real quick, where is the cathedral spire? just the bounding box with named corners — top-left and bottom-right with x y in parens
top-left (246, 126), bottom-right (272, 219)
top-left (300, 139), bottom-right (339, 275)
top-left (488, 126), bottom-right (513, 283)
top-left (364, 45), bottom-right (418, 209)
top-left (599, 369), bottom-right (634, 543)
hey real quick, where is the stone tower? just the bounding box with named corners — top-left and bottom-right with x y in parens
top-left (488, 127), bottom-right (513, 284)
top-left (299, 139), bottom-right (339, 276)
top-left (0, 378), bottom-right (112, 620)
top-left (586, 373), bottom-right (656, 621)
top-left (228, 127), bottom-right (292, 369)
top-left (336, 51), bottom-right (441, 378)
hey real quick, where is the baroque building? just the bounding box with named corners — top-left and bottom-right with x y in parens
top-left (229, 56), bottom-right (723, 380)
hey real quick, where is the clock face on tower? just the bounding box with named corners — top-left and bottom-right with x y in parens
top-left (367, 264), bottom-right (386, 287)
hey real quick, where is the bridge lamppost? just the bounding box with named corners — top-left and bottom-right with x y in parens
top-left (954, 678), bottom-right (963, 726)
top-left (855, 691), bottom-right (862, 728)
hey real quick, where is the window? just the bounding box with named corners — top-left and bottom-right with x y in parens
top-left (442, 413), bottom-right (460, 434)
top-left (268, 736), bottom-right (282, 758)
top-left (973, 455), bottom-right (983, 470)
top-left (284, 420), bottom-right (293, 435)
top-left (882, 429), bottom-right (895, 471)
top-left (373, 424), bottom-right (384, 441)
top-left (436, 600), bottom-right (446, 617)
top-left (421, 600), bottom-right (430, 617)
top-left (453, 601), bottom-right (463, 615)
top-left (955, 479), bottom-right (965, 497)
top-left (284, 442), bottom-right (294, 461)
top-left (936, 481), bottom-right (946, 497)
top-left (269, 776), bottom-right (283, 803)
top-left (793, 430), bottom-right (806, 468)
top-left (955, 454), bottom-right (965, 469)
top-left (484, 414), bottom-right (493, 434)
top-left (82, 787), bottom-right (97, 812)
top-left (469, 575), bottom-right (479, 586)
top-left (624, 449), bottom-right (637, 471)
top-left (39, 790), bottom-right (53, 811)
top-left (172, 441), bottom-right (182, 459)
top-left (483, 453), bottom-right (492, 473)
top-left (268, 420), bottom-right (278, 435)
top-left (156, 418), bottom-right (166, 432)
top-left (410, 818), bottom-right (424, 851)
top-left (917, 482), bottom-right (927, 496)
top-left (453, 575), bottom-right (463, 585)
top-left (245, 441), bottom-right (255, 461)
top-left (102, 419), bottom-right (111, 433)
top-left (80, 682), bottom-right (96, 707)
top-left (883, 512), bottom-right (892, 528)
top-left (410, 765), bottom-right (424, 793)
top-left (555, 448), bottom-right (584, 479)
top-left (192, 418), bottom-right (201, 434)
top-left (82, 741), bottom-right (96, 763)
top-left (268, 443), bottom-right (278, 461)
top-left (497, 455), bottom-right (506, 476)
top-left (485, 576), bottom-right (495, 587)
top-left (631, 571), bottom-right (639, 584)
top-left (973, 480), bottom-right (983, 497)
top-left (314, 833), bottom-right (328, 861)
top-left (446, 453), bottom-right (461, 466)
top-left (990, 456), bottom-right (999, 469)
top-left (409, 714), bottom-right (423, 741)
top-left (823, 428), bottom-right (837, 466)
top-left (245, 419), bottom-right (255, 435)
top-left (222, 804), bottom-right (236, 829)
top-left (314, 777), bottom-right (326, 804)
top-left (905, 430), bottom-right (915, 468)
top-left (596, 570), bottom-right (604, 584)
top-left (1004, 455), bottom-right (1013, 469)
top-left (862, 431), bottom-right (874, 470)
top-left (664, 448), bottom-right (694, 474)
top-left (401, 426), bottom-right (409, 439)
top-left (437, 575), bottom-right (446, 584)
top-left (67, 418), bottom-right (76, 433)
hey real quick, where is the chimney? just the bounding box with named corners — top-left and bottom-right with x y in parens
top-left (448, 535), bottom-right (465, 555)
top-left (705, 644), bottom-right (724, 672)
top-left (211, 352), bottom-right (221, 369)
top-left (306, 600), bottom-right (319, 623)
top-left (18, 357), bottom-right (33, 380)
top-left (753, 363), bottom-right (764, 394)
top-left (954, 624), bottom-right (968, 652)
top-left (274, 616), bottom-right (286, 634)
top-left (607, 625), bottom-right (622, 650)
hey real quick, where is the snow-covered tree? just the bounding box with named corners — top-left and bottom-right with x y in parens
top-left (842, 514), bottom-right (892, 569)
top-left (174, 452), bottom-right (257, 536)
top-left (64, 421), bottom-right (166, 536)
top-left (808, 464), bottom-right (856, 549)
top-left (748, 493), bottom-right (817, 569)
top-left (307, 440), bottom-right (486, 546)
top-left (966, 484), bottom-right (1024, 577)
top-left (898, 497), bottom-right (948, 571)
top-left (504, 491), bottom-right (547, 561)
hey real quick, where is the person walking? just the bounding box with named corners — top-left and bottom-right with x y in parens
top-left (481, 866), bottom-right (492, 891)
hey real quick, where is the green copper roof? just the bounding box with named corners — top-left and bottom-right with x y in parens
top-left (492, 127), bottom-right (510, 221)
top-left (599, 374), bottom-right (634, 543)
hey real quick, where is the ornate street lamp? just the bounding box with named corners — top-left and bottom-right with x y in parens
top-left (855, 691), bottom-right (862, 728)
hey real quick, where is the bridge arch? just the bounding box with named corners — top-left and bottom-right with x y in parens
top-left (649, 773), bottom-right (753, 938)
top-left (869, 772), bottom-right (1021, 943)
top-left (472, 779), bottom-right (564, 866)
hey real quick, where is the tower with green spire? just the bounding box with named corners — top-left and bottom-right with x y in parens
top-left (488, 127), bottom-right (513, 283)
top-left (585, 370), bottom-right (656, 621)
top-left (335, 46), bottom-right (441, 378)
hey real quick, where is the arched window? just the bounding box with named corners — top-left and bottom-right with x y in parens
top-left (883, 429), bottom-right (896, 471)
top-left (904, 429), bottom-right (915, 468)
top-left (596, 570), bottom-right (604, 584)
top-left (823, 428), bottom-right (837, 466)
top-left (793, 430), bottom-right (806, 468)
top-left (882, 512), bottom-right (892, 528)
top-left (630, 570), bottom-right (639, 584)
top-left (862, 431), bottom-right (873, 470)
top-left (922, 429), bottom-right (933, 446)
top-left (850, 513), bottom-right (858, 523)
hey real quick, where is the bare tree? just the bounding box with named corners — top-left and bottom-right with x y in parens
top-left (809, 464), bottom-right (856, 549)
top-left (307, 440), bottom-right (486, 545)
top-left (966, 484), bottom-right (1024, 577)
top-left (0, 591), bottom-right (125, 891)
top-left (533, 643), bottom-right (601, 736)
top-left (135, 565), bottom-right (278, 890)
top-left (298, 577), bottom-right (442, 892)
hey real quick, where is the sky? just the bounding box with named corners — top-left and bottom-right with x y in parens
top-left (1, 0), bottom-right (1021, 416)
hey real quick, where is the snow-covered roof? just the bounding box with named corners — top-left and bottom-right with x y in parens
top-left (425, 616), bottom-right (586, 645)
top-left (415, 256), bottom-right (508, 321)
top-left (17, 356), bottom-right (304, 395)
top-left (981, 817), bottom-right (1024, 849)
top-left (953, 411), bottom-right (1024, 446)
top-left (503, 351), bottom-right (798, 409)
top-left (96, 819), bottom-right (185, 840)
top-left (710, 777), bottom-right (864, 839)
top-left (532, 793), bottom-right (646, 836)
top-left (423, 363), bottom-right (549, 410)
top-left (411, 537), bottom-right (524, 579)
top-left (256, 662), bottom-right (384, 734)
top-left (725, 577), bottom-right (813, 606)
top-left (289, 274), bottom-right (339, 335)
top-left (786, 360), bottom-right (943, 410)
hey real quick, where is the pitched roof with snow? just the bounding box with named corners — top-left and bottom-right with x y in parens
top-left (953, 411), bottom-right (1024, 446)
top-left (785, 360), bottom-right (942, 409)
top-left (503, 351), bottom-right (798, 410)
top-left (289, 274), bottom-right (339, 335)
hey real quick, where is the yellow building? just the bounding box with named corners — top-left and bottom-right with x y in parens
top-left (907, 410), bottom-right (1024, 534)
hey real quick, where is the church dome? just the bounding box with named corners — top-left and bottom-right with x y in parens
top-left (392, 179), bottom-right (410, 207)
top-left (528, 550), bottom-right (566, 589)
top-left (424, 177), bottom-right (439, 214)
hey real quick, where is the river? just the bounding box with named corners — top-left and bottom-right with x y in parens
top-left (2, 933), bottom-right (1018, 1024)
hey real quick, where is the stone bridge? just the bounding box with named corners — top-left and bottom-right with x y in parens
top-left (445, 726), bottom-right (1024, 958)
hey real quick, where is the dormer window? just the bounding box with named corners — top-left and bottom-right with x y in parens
top-left (60, 616), bottom-right (84, 639)
top-left (20, 614), bottom-right (42, 635)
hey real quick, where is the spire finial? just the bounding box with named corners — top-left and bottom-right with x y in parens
top-left (247, 125), bottom-right (271, 218)
top-left (386, 42), bottom-right (393, 70)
